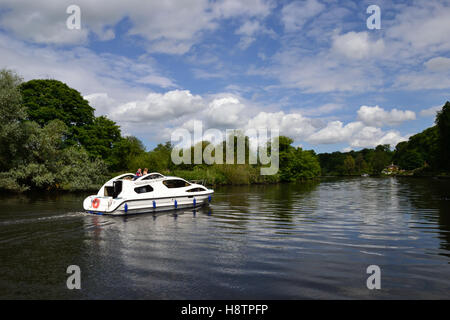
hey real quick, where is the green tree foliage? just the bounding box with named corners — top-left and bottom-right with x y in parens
top-left (19, 79), bottom-right (125, 165)
top-left (391, 102), bottom-right (450, 173)
top-left (277, 136), bottom-right (321, 181)
top-left (318, 145), bottom-right (393, 176)
top-left (76, 116), bottom-right (122, 160)
top-left (0, 69), bottom-right (27, 171)
top-left (108, 136), bottom-right (147, 172)
top-left (371, 144), bottom-right (393, 174)
top-left (436, 101), bottom-right (450, 170)
top-left (393, 126), bottom-right (439, 170)
top-left (0, 70), bottom-right (108, 192)
top-left (0, 120), bottom-right (107, 191)
top-left (20, 79), bottom-right (94, 128)
top-left (343, 155), bottom-right (356, 175)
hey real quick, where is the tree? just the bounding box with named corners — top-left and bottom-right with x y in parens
top-left (0, 69), bottom-right (27, 171)
top-left (19, 79), bottom-right (127, 167)
top-left (277, 136), bottom-right (321, 181)
top-left (75, 116), bottom-right (122, 160)
top-left (393, 126), bottom-right (440, 171)
top-left (108, 136), bottom-right (146, 171)
top-left (0, 119), bottom-right (107, 191)
top-left (370, 145), bottom-right (392, 174)
top-left (436, 101), bottom-right (450, 170)
top-left (20, 79), bottom-right (95, 128)
top-left (343, 155), bottom-right (356, 175)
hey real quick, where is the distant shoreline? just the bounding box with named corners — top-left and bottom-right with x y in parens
top-left (2, 174), bottom-right (449, 196)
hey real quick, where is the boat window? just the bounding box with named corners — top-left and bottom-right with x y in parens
top-left (163, 179), bottom-right (191, 188)
top-left (134, 185), bottom-right (154, 194)
top-left (104, 186), bottom-right (114, 196)
top-left (141, 173), bottom-right (164, 180)
top-left (120, 175), bottom-right (134, 180)
top-left (186, 187), bottom-right (207, 192)
top-left (113, 181), bottom-right (123, 198)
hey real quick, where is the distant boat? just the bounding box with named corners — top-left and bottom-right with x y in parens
top-left (361, 173), bottom-right (369, 177)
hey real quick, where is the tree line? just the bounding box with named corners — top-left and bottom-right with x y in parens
top-left (318, 101), bottom-right (450, 176)
top-left (0, 69), bottom-right (448, 192)
top-left (0, 70), bottom-right (322, 192)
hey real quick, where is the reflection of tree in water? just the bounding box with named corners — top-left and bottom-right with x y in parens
top-left (398, 177), bottom-right (450, 255)
top-left (214, 182), bottom-right (319, 231)
top-left (0, 191), bottom-right (88, 207)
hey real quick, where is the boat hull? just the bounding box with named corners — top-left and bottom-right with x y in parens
top-left (84, 193), bottom-right (213, 216)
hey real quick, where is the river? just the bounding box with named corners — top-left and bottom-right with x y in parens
top-left (0, 177), bottom-right (449, 299)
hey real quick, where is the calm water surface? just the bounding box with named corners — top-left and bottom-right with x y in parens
top-left (0, 177), bottom-right (449, 299)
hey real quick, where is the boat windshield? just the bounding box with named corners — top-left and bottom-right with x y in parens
top-left (141, 173), bottom-right (164, 180)
top-left (119, 174), bottom-right (135, 180)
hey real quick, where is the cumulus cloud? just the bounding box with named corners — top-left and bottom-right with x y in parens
top-left (245, 111), bottom-right (319, 141)
top-left (109, 90), bottom-right (204, 122)
top-left (307, 121), bottom-right (363, 145)
top-left (357, 105), bottom-right (416, 127)
top-left (205, 97), bottom-right (246, 127)
top-left (306, 120), bottom-right (408, 149)
top-left (350, 127), bottom-right (408, 149)
top-left (332, 31), bottom-right (385, 60)
top-left (84, 93), bottom-right (116, 116)
top-left (83, 89), bottom-right (412, 150)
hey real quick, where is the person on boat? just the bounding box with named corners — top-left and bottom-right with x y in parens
top-left (143, 168), bottom-right (148, 176)
top-left (133, 168), bottom-right (142, 180)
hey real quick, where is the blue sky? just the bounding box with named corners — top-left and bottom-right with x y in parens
top-left (0, 0), bottom-right (449, 153)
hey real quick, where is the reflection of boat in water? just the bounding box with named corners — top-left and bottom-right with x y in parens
top-left (83, 172), bottom-right (213, 215)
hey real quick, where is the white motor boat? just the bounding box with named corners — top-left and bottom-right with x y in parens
top-left (83, 172), bottom-right (214, 215)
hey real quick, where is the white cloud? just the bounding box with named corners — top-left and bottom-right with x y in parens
top-left (307, 120), bottom-right (409, 149)
top-left (281, 0), bottom-right (325, 32)
top-left (84, 93), bottom-right (116, 116)
top-left (205, 97), bottom-right (246, 127)
top-left (350, 127), bottom-right (408, 149)
top-left (357, 105), bottom-right (416, 127)
top-left (307, 121), bottom-right (363, 145)
top-left (0, 0), bottom-right (274, 54)
top-left (387, 2), bottom-right (450, 53)
top-left (332, 31), bottom-right (385, 60)
top-left (245, 111), bottom-right (318, 141)
top-left (0, 32), bottom-right (178, 102)
top-left (394, 72), bottom-right (450, 90)
top-left (263, 48), bottom-right (383, 93)
top-left (212, 0), bottom-right (274, 19)
top-left (136, 75), bottom-right (177, 88)
top-left (420, 105), bottom-right (442, 117)
top-left (235, 19), bottom-right (275, 50)
top-left (424, 57), bottom-right (450, 72)
top-left (110, 90), bottom-right (204, 123)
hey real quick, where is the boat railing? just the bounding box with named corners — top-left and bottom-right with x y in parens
top-left (190, 179), bottom-right (207, 186)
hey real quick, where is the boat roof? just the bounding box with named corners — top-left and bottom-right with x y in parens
top-left (112, 172), bottom-right (190, 183)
